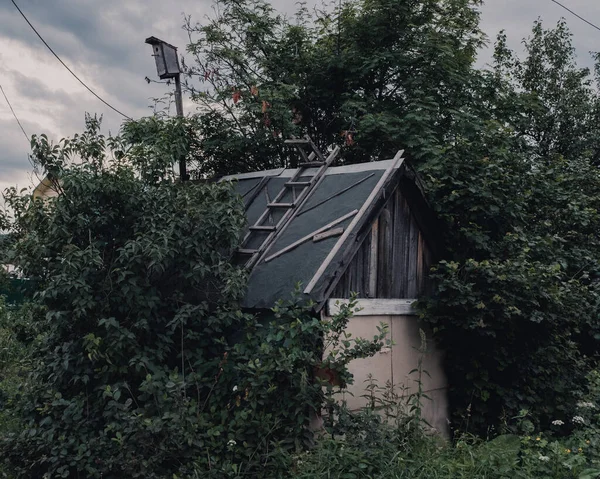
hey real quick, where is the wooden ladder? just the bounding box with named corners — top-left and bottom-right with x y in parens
top-left (236, 136), bottom-right (340, 269)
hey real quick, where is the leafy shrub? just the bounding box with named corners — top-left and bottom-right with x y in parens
top-left (421, 123), bottom-right (600, 434)
top-left (292, 370), bottom-right (600, 479)
top-left (0, 119), bottom-right (388, 478)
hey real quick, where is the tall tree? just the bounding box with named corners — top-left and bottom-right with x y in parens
top-left (419, 20), bottom-right (600, 433)
top-left (489, 19), bottom-right (600, 163)
top-left (182, 0), bottom-right (484, 176)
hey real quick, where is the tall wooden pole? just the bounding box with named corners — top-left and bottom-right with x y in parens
top-left (144, 36), bottom-right (186, 182)
top-left (174, 74), bottom-right (186, 182)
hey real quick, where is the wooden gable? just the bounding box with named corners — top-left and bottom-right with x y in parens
top-left (331, 182), bottom-right (435, 300)
top-left (223, 143), bottom-right (440, 310)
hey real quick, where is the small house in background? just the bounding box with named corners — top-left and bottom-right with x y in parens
top-left (222, 137), bottom-right (448, 435)
top-left (32, 176), bottom-right (60, 201)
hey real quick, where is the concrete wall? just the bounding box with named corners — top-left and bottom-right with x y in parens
top-left (328, 313), bottom-right (449, 436)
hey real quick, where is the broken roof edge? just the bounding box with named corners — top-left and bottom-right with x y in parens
top-left (302, 151), bottom-right (406, 297)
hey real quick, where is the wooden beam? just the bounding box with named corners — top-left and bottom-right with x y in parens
top-left (368, 219), bottom-right (379, 297)
top-left (313, 227), bottom-right (344, 242)
top-left (254, 146), bottom-right (341, 265)
top-left (263, 209), bottom-right (358, 263)
top-left (303, 150), bottom-right (405, 294)
top-left (326, 298), bottom-right (417, 317)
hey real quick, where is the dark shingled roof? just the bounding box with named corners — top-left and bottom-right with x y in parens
top-left (223, 151), bottom-right (423, 310)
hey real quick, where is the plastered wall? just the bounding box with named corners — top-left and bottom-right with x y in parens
top-left (332, 314), bottom-right (449, 436)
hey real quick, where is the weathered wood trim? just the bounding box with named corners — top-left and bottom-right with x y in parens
top-left (378, 207), bottom-right (392, 297)
top-left (304, 150), bottom-right (405, 294)
top-left (417, 231), bottom-right (424, 293)
top-left (313, 227), bottom-right (345, 243)
top-left (263, 209), bottom-right (357, 263)
top-left (221, 158), bottom-right (400, 182)
top-left (253, 146), bottom-right (341, 267)
top-left (407, 211), bottom-right (419, 297)
top-left (368, 219), bottom-right (379, 297)
top-left (221, 168), bottom-right (285, 181)
top-left (322, 159), bottom-right (397, 174)
top-left (326, 298), bottom-right (418, 316)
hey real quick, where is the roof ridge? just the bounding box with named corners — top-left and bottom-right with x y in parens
top-left (220, 157), bottom-right (400, 182)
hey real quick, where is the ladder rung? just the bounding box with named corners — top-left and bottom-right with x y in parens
top-left (299, 162), bottom-right (325, 167)
top-left (268, 202), bottom-right (294, 208)
top-left (237, 248), bottom-right (258, 255)
top-left (249, 225), bottom-right (276, 232)
top-left (285, 181), bottom-right (311, 187)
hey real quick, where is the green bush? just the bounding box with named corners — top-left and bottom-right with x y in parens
top-left (0, 119), bottom-right (388, 478)
top-left (291, 370), bottom-right (600, 479)
top-left (421, 126), bottom-right (600, 434)
top-left (0, 299), bottom-right (38, 436)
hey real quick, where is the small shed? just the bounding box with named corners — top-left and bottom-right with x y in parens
top-left (222, 138), bottom-right (448, 435)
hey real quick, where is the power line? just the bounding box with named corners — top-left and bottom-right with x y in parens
top-left (0, 84), bottom-right (29, 142)
top-left (0, 84), bottom-right (39, 174)
top-left (551, 0), bottom-right (600, 33)
top-left (10, 0), bottom-right (132, 120)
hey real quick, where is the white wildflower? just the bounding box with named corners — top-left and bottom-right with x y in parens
top-left (232, 385), bottom-right (238, 392)
top-left (552, 419), bottom-right (564, 426)
top-left (538, 455), bottom-right (550, 462)
top-left (572, 415), bottom-right (585, 425)
top-left (577, 401), bottom-right (596, 409)
top-left (227, 439), bottom-right (236, 447)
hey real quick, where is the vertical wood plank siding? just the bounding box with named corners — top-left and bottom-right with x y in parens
top-left (332, 186), bottom-right (433, 298)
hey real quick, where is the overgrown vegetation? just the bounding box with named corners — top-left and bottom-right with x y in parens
top-left (176, 0), bottom-right (600, 434)
top-left (0, 118), bottom-right (388, 477)
top-left (290, 369), bottom-right (600, 478)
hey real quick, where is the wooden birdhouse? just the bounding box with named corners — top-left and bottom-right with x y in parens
top-left (145, 36), bottom-right (181, 79)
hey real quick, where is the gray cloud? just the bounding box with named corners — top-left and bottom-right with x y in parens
top-left (7, 70), bottom-right (74, 105)
top-left (0, 1), bottom-right (210, 77)
top-left (0, 1), bottom-right (143, 69)
top-left (478, 0), bottom-right (600, 68)
top-left (0, 117), bottom-right (35, 183)
top-left (1, 0), bottom-right (600, 193)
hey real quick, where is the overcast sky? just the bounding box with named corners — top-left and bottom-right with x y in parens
top-left (1, 0), bottom-right (599, 197)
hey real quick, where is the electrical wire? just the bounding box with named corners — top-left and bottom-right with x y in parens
top-left (0, 84), bottom-right (40, 174)
top-left (10, 0), bottom-right (132, 120)
top-left (550, 0), bottom-right (600, 33)
top-left (0, 84), bottom-right (29, 142)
